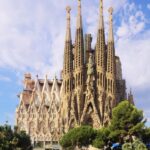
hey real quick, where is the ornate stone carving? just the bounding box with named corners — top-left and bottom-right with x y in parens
top-left (15, 0), bottom-right (129, 147)
top-left (80, 53), bottom-right (101, 128)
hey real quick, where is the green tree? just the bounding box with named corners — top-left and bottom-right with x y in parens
top-left (60, 126), bottom-right (96, 149)
top-left (0, 124), bottom-right (32, 150)
top-left (0, 125), bottom-right (14, 150)
top-left (110, 101), bottom-right (145, 135)
top-left (15, 131), bottom-right (32, 150)
top-left (109, 101), bottom-right (145, 141)
top-left (92, 127), bottom-right (110, 148)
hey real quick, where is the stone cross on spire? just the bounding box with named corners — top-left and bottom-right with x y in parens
top-left (108, 7), bottom-right (114, 42)
top-left (66, 6), bottom-right (71, 41)
top-left (99, 0), bottom-right (104, 29)
top-left (78, 0), bottom-right (81, 7)
top-left (77, 0), bottom-right (82, 29)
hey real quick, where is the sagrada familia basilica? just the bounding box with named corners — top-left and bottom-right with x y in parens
top-left (16, 0), bottom-right (134, 149)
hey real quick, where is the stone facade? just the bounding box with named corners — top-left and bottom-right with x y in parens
top-left (16, 0), bottom-right (133, 149)
top-left (16, 74), bottom-right (62, 148)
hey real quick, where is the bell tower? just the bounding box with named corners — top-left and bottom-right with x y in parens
top-left (104, 7), bottom-right (116, 125)
top-left (73, 0), bottom-right (85, 123)
top-left (62, 6), bottom-right (73, 127)
top-left (95, 0), bottom-right (106, 123)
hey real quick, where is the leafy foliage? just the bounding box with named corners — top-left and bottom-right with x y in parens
top-left (133, 138), bottom-right (147, 150)
top-left (110, 101), bottom-right (145, 135)
top-left (60, 101), bottom-right (150, 149)
top-left (122, 142), bottom-right (133, 150)
top-left (93, 101), bottom-right (147, 149)
top-left (60, 126), bottom-right (96, 148)
top-left (0, 124), bottom-right (32, 150)
top-left (92, 127), bottom-right (110, 148)
top-left (141, 127), bottom-right (150, 144)
top-left (104, 100), bottom-right (145, 145)
top-left (122, 138), bottom-right (147, 150)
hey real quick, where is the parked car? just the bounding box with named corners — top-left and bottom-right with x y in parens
top-left (146, 143), bottom-right (150, 150)
top-left (111, 143), bottom-right (122, 150)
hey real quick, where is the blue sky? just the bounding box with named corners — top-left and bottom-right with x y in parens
top-left (0, 0), bottom-right (150, 127)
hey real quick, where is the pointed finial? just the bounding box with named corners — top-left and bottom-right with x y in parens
top-left (108, 7), bottom-right (113, 25)
top-left (99, 0), bottom-right (104, 29)
top-left (66, 6), bottom-right (71, 19)
top-left (65, 6), bottom-right (71, 41)
top-left (100, 0), bottom-right (103, 15)
top-left (66, 6), bottom-right (71, 12)
top-left (66, 6), bottom-right (71, 23)
top-left (108, 7), bottom-right (114, 42)
top-left (108, 7), bottom-right (113, 15)
top-left (77, 0), bottom-right (82, 29)
top-left (78, 0), bottom-right (81, 7)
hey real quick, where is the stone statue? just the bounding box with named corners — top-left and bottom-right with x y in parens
top-left (86, 53), bottom-right (95, 101)
top-left (87, 53), bottom-right (95, 88)
top-left (87, 53), bottom-right (94, 76)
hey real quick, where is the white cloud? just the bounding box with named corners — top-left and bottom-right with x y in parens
top-left (0, 0), bottom-right (76, 77)
top-left (147, 4), bottom-right (150, 10)
top-left (0, 0), bottom-right (129, 78)
top-left (113, 2), bottom-right (150, 123)
top-left (0, 75), bottom-right (11, 82)
top-left (0, 0), bottom-right (149, 88)
top-left (0, 0), bottom-right (149, 89)
top-left (115, 2), bottom-right (150, 90)
top-left (116, 3), bottom-right (146, 38)
top-left (116, 31), bottom-right (150, 89)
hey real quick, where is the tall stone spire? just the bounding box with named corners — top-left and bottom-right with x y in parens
top-left (73, 0), bottom-right (85, 124)
top-left (99, 0), bottom-right (104, 29)
top-left (66, 6), bottom-right (71, 42)
top-left (77, 0), bottom-right (82, 29)
top-left (74, 0), bottom-right (84, 70)
top-left (62, 6), bottom-right (73, 130)
top-left (104, 7), bottom-right (116, 125)
top-left (63, 6), bottom-right (73, 94)
top-left (95, 0), bottom-right (105, 69)
top-left (108, 7), bottom-right (114, 43)
top-left (107, 7), bottom-right (115, 74)
top-left (95, 0), bottom-right (106, 123)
